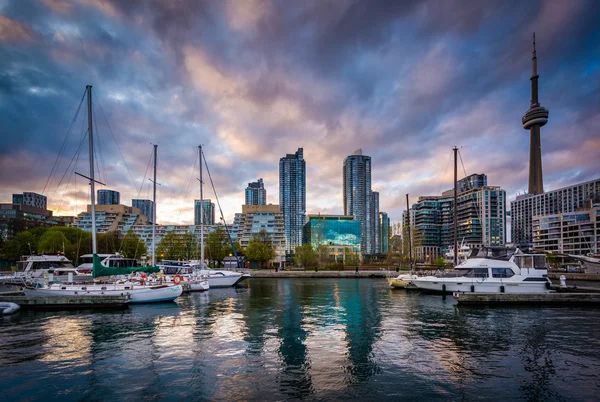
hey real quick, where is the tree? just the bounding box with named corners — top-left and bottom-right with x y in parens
top-left (155, 231), bottom-right (191, 261)
top-left (344, 248), bottom-right (361, 267)
top-left (245, 230), bottom-right (274, 268)
top-left (205, 227), bottom-right (229, 267)
top-left (97, 231), bottom-right (122, 255)
top-left (0, 230), bottom-right (38, 260)
top-left (121, 229), bottom-right (148, 259)
top-left (294, 244), bottom-right (317, 268)
top-left (316, 244), bottom-right (330, 266)
top-left (223, 240), bottom-right (244, 258)
top-left (434, 257), bottom-right (446, 269)
top-left (37, 229), bottom-right (69, 254)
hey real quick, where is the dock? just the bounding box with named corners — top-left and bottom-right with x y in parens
top-left (0, 292), bottom-right (131, 309)
top-left (453, 292), bottom-right (600, 306)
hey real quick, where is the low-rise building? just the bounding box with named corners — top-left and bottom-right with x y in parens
top-left (533, 201), bottom-right (599, 255)
top-left (72, 204), bottom-right (147, 233)
top-left (303, 214), bottom-right (361, 263)
top-left (231, 204), bottom-right (286, 264)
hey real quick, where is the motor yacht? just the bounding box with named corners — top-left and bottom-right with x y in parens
top-left (410, 247), bottom-right (551, 294)
top-left (0, 255), bottom-right (90, 286)
top-left (160, 260), bottom-right (246, 289)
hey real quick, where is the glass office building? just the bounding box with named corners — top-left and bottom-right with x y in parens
top-left (303, 215), bottom-right (361, 253)
top-left (97, 189), bottom-right (120, 205)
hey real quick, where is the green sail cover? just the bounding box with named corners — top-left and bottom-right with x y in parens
top-left (92, 254), bottom-right (160, 278)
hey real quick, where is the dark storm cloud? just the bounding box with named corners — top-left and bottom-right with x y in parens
top-left (0, 0), bottom-right (599, 224)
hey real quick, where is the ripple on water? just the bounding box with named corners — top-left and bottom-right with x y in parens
top-left (2, 279), bottom-right (600, 401)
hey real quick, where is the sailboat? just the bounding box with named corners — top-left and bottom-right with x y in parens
top-left (173, 145), bottom-right (248, 288)
top-left (24, 85), bottom-right (183, 303)
top-left (388, 193), bottom-right (418, 289)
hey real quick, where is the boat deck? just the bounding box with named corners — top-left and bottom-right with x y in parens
top-left (0, 292), bottom-right (131, 309)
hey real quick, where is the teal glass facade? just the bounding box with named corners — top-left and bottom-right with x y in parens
top-left (303, 216), bottom-right (361, 253)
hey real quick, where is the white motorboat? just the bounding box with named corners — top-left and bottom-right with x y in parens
top-left (158, 261), bottom-right (210, 291)
top-left (410, 247), bottom-right (551, 294)
top-left (160, 260), bottom-right (244, 289)
top-left (0, 254), bottom-right (90, 286)
top-left (387, 273), bottom-right (419, 289)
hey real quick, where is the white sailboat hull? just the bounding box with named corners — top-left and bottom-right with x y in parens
top-left (23, 284), bottom-right (183, 303)
top-left (206, 274), bottom-right (245, 288)
top-left (185, 280), bottom-right (210, 292)
top-left (411, 277), bottom-right (550, 294)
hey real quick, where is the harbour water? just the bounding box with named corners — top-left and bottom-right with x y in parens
top-left (1, 278), bottom-right (600, 401)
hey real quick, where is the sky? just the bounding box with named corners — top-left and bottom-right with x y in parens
top-left (0, 0), bottom-right (599, 226)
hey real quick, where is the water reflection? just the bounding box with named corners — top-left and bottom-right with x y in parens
top-left (2, 279), bottom-right (600, 401)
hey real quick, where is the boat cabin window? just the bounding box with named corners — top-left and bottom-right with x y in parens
top-left (108, 259), bottom-right (139, 268)
top-left (31, 261), bottom-right (74, 270)
top-left (80, 257), bottom-right (93, 264)
top-left (16, 261), bottom-right (27, 271)
top-left (449, 268), bottom-right (488, 278)
top-left (491, 268), bottom-right (515, 278)
top-left (514, 255), bottom-right (546, 269)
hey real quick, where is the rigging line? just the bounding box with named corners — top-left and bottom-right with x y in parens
top-left (202, 151), bottom-right (239, 265)
top-left (137, 149), bottom-right (154, 199)
top-left (93, 102), bottom-right (109, 188)
top-left (587, 165), bottom-right (600, 182)
top-left (177, 151), bottom-right (198, 222)
top-left (55, 131), bottom-right (88, 191)
top-left (436, 150), bottom-right (453, 195)
top-left (93, 88), bottom-right (137, 191)
top-left (458, 148), bottom-right (468, 178)
top-left (43, 88), bottom-right (87, 194)
top-left (56, 139), bottom-right (82, 215)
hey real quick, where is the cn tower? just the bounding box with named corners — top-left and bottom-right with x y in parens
top-left (522, 33), bottom-right (549, 195)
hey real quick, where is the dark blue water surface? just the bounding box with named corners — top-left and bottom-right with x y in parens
top-left (1, 278), bottom-right (600, 401)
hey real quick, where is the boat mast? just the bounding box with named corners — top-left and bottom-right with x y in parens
top-left (453, 146), bottom-right (458, 266)
top-left (152, 144), bottom-right (157, 266)
top-left (199, 145), bottom-right (204, 267)
top-left (406, 193), bottom-right (412, 271)
top-left (87, 85), bottom-right (97, 254)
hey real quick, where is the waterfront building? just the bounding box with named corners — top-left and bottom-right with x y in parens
top-left (302, 214), bottom-right (360, 263)
top-left (404, 174), bottom-right (506, 262)
top-left (0, 193), bottom-right (74, 240)
top-left (12, 192), bottom-right (47, 209)
top-left (511, 178), bottom-right (600, 248)
top-left (72, 204), bottom-right (147, 233)
top-left (194, 199), bottom-right (215, 225)
top-left (533, 201), bottom-right (599, 255)
top-left (379, 212), bottom-right (390, 255)
top-left (129, 223), bottom-right (220, 252)
top-left (97, 189), bottom-right (120, 205)
top-left (372, 191), bottom-right (380, 255)
top-left (457, 174), bottom-right (487, 194)
top-left (132, 199), bottom-right (154, 224)
top-left (279, 148), bottom-right (306, 255)
top-left (343, 149), bottom-right (376, 255)
top-left (245, 178), bottom-right (267, 205)
top-left (231, 204), bottom-right (286, 265)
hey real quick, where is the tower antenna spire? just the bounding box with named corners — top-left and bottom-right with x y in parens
top-left (522, 32), bottom-right (548, 195)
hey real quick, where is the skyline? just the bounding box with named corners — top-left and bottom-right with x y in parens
top-left (1, 0), bottom-right (599, 225)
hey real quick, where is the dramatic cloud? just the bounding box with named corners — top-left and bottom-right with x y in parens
top-left (0, 0), bottom-right (599, 225)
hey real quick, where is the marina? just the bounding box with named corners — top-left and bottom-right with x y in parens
top-left (2, 278), bottom-right (600, 401)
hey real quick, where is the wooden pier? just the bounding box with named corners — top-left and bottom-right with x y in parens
top-left (453, 292), bottom-right (600, 306)
top-left (0, 292), bottom-right (131, 309)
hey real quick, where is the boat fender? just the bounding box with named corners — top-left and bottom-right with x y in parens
top-left (173, 275), bottom-right (183, 285)
top-left (545, 281), bottom-right (551, 290)
top-left (442, 284), bottom-right (447, 293)
top-left (470, 285), bottom-right (475, 293)
top-left (500, 285), bottom-right (505, 293)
